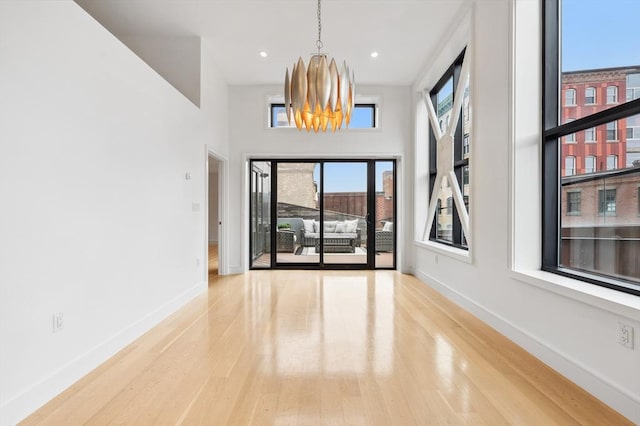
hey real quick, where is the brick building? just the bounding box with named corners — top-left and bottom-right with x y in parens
top-left (561, 65), bottom-right (640, 177)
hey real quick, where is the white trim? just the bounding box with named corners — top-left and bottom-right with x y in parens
top-left (0, 281), bottom-right (206, 425)
top-left (413, 269), bottom-right (640, 423)
top-left (414, 240), bottom-right (471, 264)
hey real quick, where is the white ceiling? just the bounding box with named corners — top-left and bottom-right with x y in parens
top-left (74, 0), bottom-right (468, 86)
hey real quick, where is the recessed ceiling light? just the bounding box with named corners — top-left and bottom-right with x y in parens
top-left (371, 51), bottom-right (379, 58)
top-left (260, 51), bottom-right (268, 58)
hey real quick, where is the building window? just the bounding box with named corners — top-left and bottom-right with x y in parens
top-left (565, 88), bottom-right (576, 106)
top-left (584, 127), bottom-right (596, 142)
top-left (585, 155), bottom-right (596, 173)
top-left (426, 49), bottom-right (470, 249)
top-left (566, 191), bottom-right (581, 214)
top-left (627, 73), bottom-right (640, 101)
top-left (585, 87), bottom-right (596, 104)
top-left (564, 119), bottom-right (575, 142)
top-left (543, 0), bottom-right (640, 295)
top-left (606, 86), bottom-right (618, 104)
top-left (598, 188), bottom-right (616, 215)
top-left (606, 121), bottom-right (618, 140)
top-left (627, 152), bottom-right (640, 167)
top-left (564, 156), bottom-right (576, 176)
top-left (269, 103), bottom-right (376, 129)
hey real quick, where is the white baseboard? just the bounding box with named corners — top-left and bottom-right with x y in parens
top-left (0, 281), bottom-right (207, 426)
top-left (414, 269), bottom-right (640, 424)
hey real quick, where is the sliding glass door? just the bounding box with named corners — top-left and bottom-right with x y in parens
top-left (250, 159), bottom-right (395, 270)
top-left (322, 162), bottom-right (368, 265)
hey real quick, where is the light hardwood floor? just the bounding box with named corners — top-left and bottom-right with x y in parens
top-left (22, 263), bottom-right (631, 425)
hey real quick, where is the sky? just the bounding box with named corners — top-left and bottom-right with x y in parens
top-left (562, 0), bottom-right (640, 71)
top-left (313, 161), bottom-right (393, 193)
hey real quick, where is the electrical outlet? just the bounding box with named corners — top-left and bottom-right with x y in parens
top-left (435, 254), bottom-right (439, 264)
top-left (618, 323), bottom-right (634, 349)
top-left (196, 258), bottom-right (201, 267)
top-left (53, 312), bottom-right (64, 333)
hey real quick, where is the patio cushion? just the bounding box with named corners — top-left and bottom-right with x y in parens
top-left (345, 219), bottom-right (359, 233)
top-left (302, 219), bottom-right (315, 233)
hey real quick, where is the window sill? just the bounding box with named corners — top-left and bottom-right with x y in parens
top-left (510, 269), bottom-right (640, 321)
top-left (414, 240), bottom-right (472, 264)
top-left (606, 140), bottom-right (619, 143)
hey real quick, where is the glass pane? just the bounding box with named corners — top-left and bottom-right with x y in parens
top-left (347, 105), bottom-right (376, 129)
top-left (375, 161), bottom-right (394, 268)
top-left (435, 176), bottom-right (453, 243)
top-left (322, 162), bottom-right (367, 265)
top-left (560, 155), bottom-right (640, 283)
top-left (436, 77), bottom-right (454, 132)
top-left (276, 162), bottom-right (320, 264)
top-left (250, 161), bottom-right (271, 268)
top-left (271, 104), bottom-right (376, 129)
top-left (561, 0), bottom-right (640, 122)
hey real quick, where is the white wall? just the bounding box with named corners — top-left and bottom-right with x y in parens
top-left (412, 0), bottom-right (640, 422)
top-left (0, 1), bottom-right (228, 424)
top-left (226, 85), bottom-right (412, 273)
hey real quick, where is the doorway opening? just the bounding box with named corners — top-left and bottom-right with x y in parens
top-left (249, 159), bottom-right (396, 270)
top-left (207, 153), bottom-right (224, 280)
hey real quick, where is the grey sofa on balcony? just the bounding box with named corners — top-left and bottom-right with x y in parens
top-left (301, 219), bottom-right (362, 248)
top-left (375, 222), bottom-right (394, 252)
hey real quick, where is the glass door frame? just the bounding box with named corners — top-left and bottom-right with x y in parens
top-left (249, 158), bottom-right (396, 270)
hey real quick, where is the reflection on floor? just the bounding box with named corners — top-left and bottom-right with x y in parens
top-left (252, 247), bottom-right (394, 268)
top-left (208, 243), bottom-right (218, 276)
top-left (23, 270), bottom-right (631, 425)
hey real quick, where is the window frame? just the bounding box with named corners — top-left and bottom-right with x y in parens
top-left (542, 0), bottom-right (640, 296)
top-left (566, 190), bottom-right (581, 215)
top-left (585, 155), bottom-right (596, 173)
top-left (269, 103), bottom-right (377, 129)
top-left (584, 126), bottom-right (596, 142)
top-left (428, 49), bottom-right (469, 250)
top-left (565, 88), bottom-right (576, 106)
top-left (606, 121), bottom-right (618, 141)
top-left (606, 85), bottom-right (618, 104)
top-left (584, 86), bottom-right (596, 105)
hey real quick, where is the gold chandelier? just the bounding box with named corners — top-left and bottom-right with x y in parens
top-left (284, 0), bottom-right (355, 132)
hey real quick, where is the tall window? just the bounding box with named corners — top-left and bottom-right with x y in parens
top-left (598, 188), bottom-right (616, 215)
top-left (585, 155), bottom-right (596, 173)
top-left (627, 73), bottom-right (640, 101)
top-left (564, 119), bottom-right (575, 142)
top-left (584, 127), bottom-right (596, 142)
top-left (543, 0), bottom-right (640, 294)
top-left (585, 87), bottom-right (596, 104)
top-left (606, 121), bottom-right (618, 140)
top-left (564, 156), bottom-right (576, 176)
top-left (565, 88), bottom-right (576, 106)
top-left (607, 86), bottom-right (618, 104)
top-left (427, 49), bottom-right (470, 249)
top-left (566, 191), bottom-right (581, 214)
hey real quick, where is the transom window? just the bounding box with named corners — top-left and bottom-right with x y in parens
top-left (270, 103), bottom-right (377, 129)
